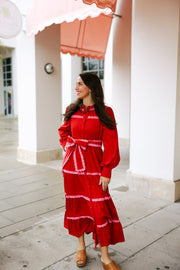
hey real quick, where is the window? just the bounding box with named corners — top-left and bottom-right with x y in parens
top-left (3, 57), bottom-right (13, 116)
top-left (3, 57), bottom-right (12, 87)
top-left (82, 57), bottom-right (104, 80)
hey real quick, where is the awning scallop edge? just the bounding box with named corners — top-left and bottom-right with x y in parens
top-left (82, 0), bottom-right (117, 12)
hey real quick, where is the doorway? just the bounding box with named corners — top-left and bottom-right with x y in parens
top-left (3, 57), bottom-right (13, 116)
top-left (4, 89), bottom-right (13, 116)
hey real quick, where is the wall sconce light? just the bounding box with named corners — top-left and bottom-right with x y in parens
top-left (44, 63), bottom-right (54, 74)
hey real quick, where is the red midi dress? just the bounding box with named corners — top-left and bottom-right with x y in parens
top-left (58, 104), bottom-right (125, 247)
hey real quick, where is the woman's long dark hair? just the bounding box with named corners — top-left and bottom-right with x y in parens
top-left (64, 72), bottom-right (115, 129)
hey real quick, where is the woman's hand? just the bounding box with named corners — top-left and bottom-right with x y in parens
top-left (64, 144), bottom-right (70, 151)
top-left (99, 176), bottom-right (110, 192)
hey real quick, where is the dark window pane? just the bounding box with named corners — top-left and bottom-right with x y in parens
top-left (3, 73), bottom-right (6, 80)
top-left (91, 71), bottom-right (98, 76)
top-left (99, 60), bottom-right (104, 69)
top-left (6, 58), bottom-right (11, 64)
top-left (83, 61), bottom-right (88, 71)
top-left (99, 70), bottom-right (104, 79)
top-left (7, 73), bottom-right (11, 79)
top-left (7, 80), bottom-right (12, 86)
top-left (82, 57), bottom-right (104, 81)
top-left (89, 59), bottom-right (98, 70)
top-left (8, 92), bottom-right (12, 114)
top-left (6, 65), bottom-right (11, 72)
top-left (3, 66), bottom-right (6, 72)
top-left (4, 81), bottom-right (7, 86)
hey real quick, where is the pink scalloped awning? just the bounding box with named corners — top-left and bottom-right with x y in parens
top-left (28, 0), bottom-right (116, 59)
top-left (82, 0), bottom-right (117, 12)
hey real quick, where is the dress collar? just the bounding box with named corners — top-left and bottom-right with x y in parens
top-left (80, 104), bottom-right (95, 113)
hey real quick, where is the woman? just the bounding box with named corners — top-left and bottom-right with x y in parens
top-left (58, 72), bottom-right (125, 270)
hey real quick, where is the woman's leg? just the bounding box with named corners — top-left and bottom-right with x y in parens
top-left (76, 234), bottom-right (86, 266)
top-left (100, 245), bottom-right (121, 270)
top-left (100, 245), bottom-right (112, 264)
top-left (78, 234), bottom-right (85, 250)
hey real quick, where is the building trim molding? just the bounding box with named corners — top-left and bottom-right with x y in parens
top-left (127, 170), bottom-right (180, 202)
top-left (17, 147), bottom-right (62, 164)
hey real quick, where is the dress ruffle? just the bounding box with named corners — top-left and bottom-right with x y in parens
top-left (64, 173), bottom-right (125, 247)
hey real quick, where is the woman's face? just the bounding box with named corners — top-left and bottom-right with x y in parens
top-left (75, 76), bottom-right (91, 100)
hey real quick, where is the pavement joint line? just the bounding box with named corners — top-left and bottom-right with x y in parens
top-left (0, 180), bottom-right (61, 189)
top-left (0, 167), bottom-right (60, 182)
top-left (0, 181), bottom-right (63, 197)
top-left (122, 202), bottom-right (173, 229)
top-left (0, 206), bottom-right (65, 238)
top-left (163, 224), bottom-right (180, 236)
top-left (0, 191), bottom-right (65, 214)
top-left (0, 173), bottom-right (49, 184)
top-left (0, 199), bottom-right (173, 241)
top-left (0, 213), bottom-right (15, 223)
top-left (0, 182), bottom-right (63, 201)
top-left (0, 192), bottom-right (172, 238)
top-left (119, 224), bottom-right (180, 264)
top-left (41, 242), bottom-right (95, 270)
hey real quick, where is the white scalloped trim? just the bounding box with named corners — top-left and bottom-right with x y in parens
top-left (28, 6), bottom-right (112, 36)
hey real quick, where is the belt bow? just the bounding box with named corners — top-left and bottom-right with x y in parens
top-left (63, 137), bottom-right (89, 172)
top-left (62, 136), bottom-right (102, 173)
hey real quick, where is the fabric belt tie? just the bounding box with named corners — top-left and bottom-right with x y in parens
top-left (62, 136), bottom-right (102, 172)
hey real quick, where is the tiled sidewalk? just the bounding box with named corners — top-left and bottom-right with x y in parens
top-left (0, 117), bottom-right (180, 270)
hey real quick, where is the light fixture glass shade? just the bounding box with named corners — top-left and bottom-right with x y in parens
top-left (44, 63), bottom-right (54, 74)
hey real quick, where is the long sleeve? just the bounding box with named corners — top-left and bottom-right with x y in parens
top-left (58, 118), bottom-right (71, 150)
top-left (100, 107), bottom-right (120, 179)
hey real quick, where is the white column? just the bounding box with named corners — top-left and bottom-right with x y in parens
top-left (104, 27), bottom-right (113, 105)
top-left (17, 24), bottom-right (62, 163)
top-left (16, 32), bottom-right (37, 154)
top-left (61, 54), bottom-right (81, 115)
top-left (174, 11), bottom-right (180, 186)
top-left (129, 0), bottom-right (180, 201)
top-left (104, 0), bottom-right (132, 147)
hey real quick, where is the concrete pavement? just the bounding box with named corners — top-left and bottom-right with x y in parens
top-left (0, 117), bottom-right (180, 270)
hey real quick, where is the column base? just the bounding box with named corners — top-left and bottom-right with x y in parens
top-left (17, 147), bottom-right (63, 164)
top-left (119, 138), bottom-right (129, 147)
top-left (127, 170), bottom-right (180, 202)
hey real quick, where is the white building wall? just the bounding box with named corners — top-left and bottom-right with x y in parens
top-left (61, 54), bottom-right (81, 115)
top-left (104, 22), bottom-right (113, 105)
top-left (16, 33), bottom-right (37, 151)
top-left (112, 0), bottom-right (132, 142)
top-left (11, 0), bottom-right (62, 163)
top-left (130, 0), bottom-right (179, 181)
top-left (61, 54), bottom-right (72, 115)
top-left (71, 55), bottom-right (82, 101)
top-left (104, 0), bottom-right (132, 146)
top-left (174, 9), bottom-right (180, 181)
top-left (35, 24), bottom-right (61, 151)
top-left (17, 24), bottom-right (62, 163)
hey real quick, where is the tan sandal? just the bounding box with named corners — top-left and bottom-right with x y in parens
top-left (102, 260), bottom-right (121, 270)
top-left (75, 249), bottom-right (86, 267)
